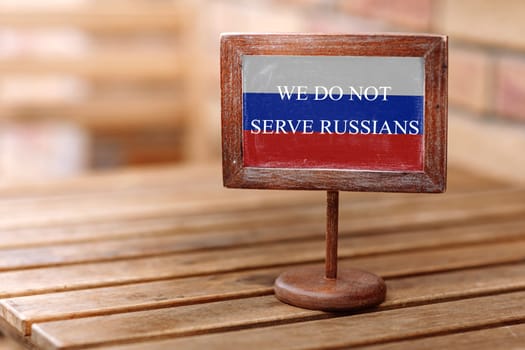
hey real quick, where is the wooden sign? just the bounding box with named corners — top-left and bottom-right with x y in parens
top-left (221, 34), bottom-right (447, 193)
top-left (221, 33), bottom-right (448, 311)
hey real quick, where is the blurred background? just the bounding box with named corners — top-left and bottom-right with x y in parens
top-left (0, 0), bottom-right (524, 185)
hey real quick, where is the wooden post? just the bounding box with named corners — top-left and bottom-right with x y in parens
top-left (274, 190), bottom-right (386, 311)
top-left (325, 191), bottom-right (339, 280)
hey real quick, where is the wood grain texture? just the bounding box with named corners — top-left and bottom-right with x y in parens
top-left (1, 217), bottom-right (525, 299)
top-left (4, 240), bottom-right (525, 337)
top-left (0, 268), bottom-right (283, 336)
top-left (0, 164), bottom-right (220, 198)
top-left (0, 185), bottom-right (324, 232)
top-left (0, 185), bottom-right (522, 249)
top-left (28, 264), bottom-right (525, 349)
top-left (0, 164), bottom-right (504, 199)
top-left (325, 191), bottom-right (339, 279)
top-left (4, 258), bottom-right (525, 337)
top-left (356, 323), bottom-right (525, 350)
top-left (0, 214), bottom-right (523, 272)
top-left (0, 165), bottom-right (523, 350)
top-left (221, 34), bottom-right (448, 192)
top-left (30, 295), bottom-right (321, 349)
top-left (274, 266), bottom-right (386, 311)
top-left (90, 291), bottom-right (525, 350)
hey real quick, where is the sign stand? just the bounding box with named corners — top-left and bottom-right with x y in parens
top-left (274, 191), bottom-right (386, 311)
top-left (221, 33), bottom-right (447, 312)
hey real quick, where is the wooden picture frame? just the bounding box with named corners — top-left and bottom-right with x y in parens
top-left (221, 34), bottom-right (448, 193)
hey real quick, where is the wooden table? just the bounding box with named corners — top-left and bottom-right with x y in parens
top-left (0, 163), bottom-right (524, 349)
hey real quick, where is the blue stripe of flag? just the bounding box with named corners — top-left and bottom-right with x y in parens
top-left (243, 93), bottom-right (424, 134)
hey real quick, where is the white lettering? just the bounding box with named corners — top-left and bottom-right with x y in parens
top-left (275, 120), bottom-right (287, 134)
top-left (262, 119), bottom-right (274, 134)
top-left (361, 120), bottom-right (371, 134)
top-left (250, 119), bottom-right (261, 134)
top-left (277, 86), bottom-right (295, 100)
top-left (329, 86), bottom-right (343, 101)
top-left (378, 121), bottom-right (392, 134)
top-left (364, 86), bottom-right (379, 101)
top-left (288, 120), bottom-right (301, 133)
top-left (393, 120), bottom-right (408, 134)
top-left (409, 120), bottom-right (420, 135)
top-left (333, 120), bottom-right (346, 134)
top-left (303, 120), bottom-right (314, 134)
top-left (349, 86), bottom-right (363, 101)
top-left (296, 86), bottom-right (308, 100)
top-left (378, 86), bottom-right (392, 101)
top-left (315, 86), bottom-right (328, 100)
top-left (348, 120), bottom-right (359, 134)
top-left (321, 120), bottom-right (332, 134)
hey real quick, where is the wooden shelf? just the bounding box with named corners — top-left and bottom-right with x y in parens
top-left (0, 0), bottom-right (202, 163)
top-left (0, 96), bottom-right (185, 130)
top-left (0, 4), bottom-right (190, 33)
top-left (0, 53), bottom-right (185, 83)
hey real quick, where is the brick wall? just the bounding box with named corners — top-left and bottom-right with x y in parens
top-left (197, 0), bottom-right (525, 182)
top-left (338, 0), bottom-right (525, 123)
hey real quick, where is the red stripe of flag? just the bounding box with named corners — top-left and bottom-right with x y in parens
top-left (243, 132), bottom-right (424, 171)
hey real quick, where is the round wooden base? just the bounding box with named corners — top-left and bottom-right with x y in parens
top-left (274, 266), bottom-right (386, 311)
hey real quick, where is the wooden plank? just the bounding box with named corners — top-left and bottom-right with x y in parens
top-left (33, 291), bottom-right (525, 350)
top-left (0, 188), bottom-right (523, 244)
top-left (356, 323), bottom-right (525, 350)
top-left (0, 54), bottom-right (184, 83)
top-left (0, 224), bottom-right (323, 271)
top-left (1, 172), bottom-right (518, 216)
top-left (0, 196), bottom-right (331, 250)
top-left (0, 4), bottom-right (190, 34)
top-left (2, 234), bottom-right (525, 299)
top-left (0, 179), bottom-right (318, 212)
top-left (0, 175), bottom-right (518, 250)
top-left (0, 167), bottom-right (508, 209)
top-left (0, 96), bottom-right (186, 130)
top-left (2, 261), bottom-right (525, 337)
top-left (0, 317), bottom-right (33, 350)
top-left (0, 171), bottom-right (520, 348)
top-left (0, 164), bottom-right (221, 198)
top-left (0, 217), bottom-right (524, 272)
top-left (0, 268), bottom-right (282, 336)
top-left (0, 164), bottom-right (504, 199)
top-left (30, 296), bottom-right (320, 349)
top-left (0, 187), bottom-right (324, 231)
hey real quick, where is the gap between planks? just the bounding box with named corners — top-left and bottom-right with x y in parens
top-left (2, 242), bottom-right (525, 337)
top-left (0, 188), bottom-right (325, 232)
top-left (0, 184), bottom-right (521, 234)
top-left (0, 164), bottom-right (220, 199)
top-left (1, 187), bottom-right (523, 250)
top-left (1, 220), bottom-right (525, 299)
top-left (30, 291), bottom-right (525, 350)
top-left (0, 164), bottom-right (506, 200)
top-left (0, 215), bottom-right (524, 272)
top-left (9, 262), bottom-right (525, 340)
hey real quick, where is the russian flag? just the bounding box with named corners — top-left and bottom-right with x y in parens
top-left (242, 56), bottom-right (425, 171)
